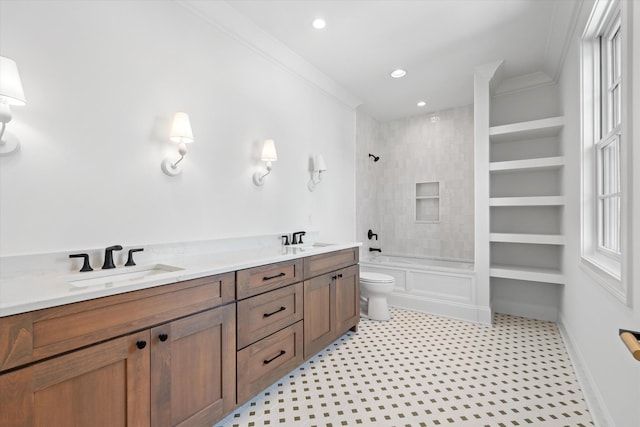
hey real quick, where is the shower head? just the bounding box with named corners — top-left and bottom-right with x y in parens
top-left (368, 153), bottom-right (380, 162)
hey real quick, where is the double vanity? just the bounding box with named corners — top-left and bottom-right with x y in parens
top-left (0, 242), bottom-right (360, 427)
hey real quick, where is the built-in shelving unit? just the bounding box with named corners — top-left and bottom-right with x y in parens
top-left (488, 115), bottom-right (565, 286)
top-left (474, 62), bottom-right (565, 322)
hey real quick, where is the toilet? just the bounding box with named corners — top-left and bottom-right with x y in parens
top-left (360, 271), bottom-right (395, 321)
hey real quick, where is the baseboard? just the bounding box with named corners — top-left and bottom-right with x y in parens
top-left (388, 293), bottom-right (491, 325)
top-left (558, 315), bottom-right (614, 427)
top-left (492, 298), bottom-right (558, 322)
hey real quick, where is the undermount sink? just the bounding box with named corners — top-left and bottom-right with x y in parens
top-left (65, 264), bottom-right (184, 289)
top-left (289, 242), bottom-right (334, 249)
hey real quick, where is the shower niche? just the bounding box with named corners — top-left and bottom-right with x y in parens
top-left (415, 181), bottom-right (440, 223)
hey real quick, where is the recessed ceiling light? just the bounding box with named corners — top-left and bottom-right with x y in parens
top-left (312, 18), bottom-right (326, 29)
top-left (417, 101), bottom-right (426, 107)
top-left (390, 69), bottom-right (407, 78)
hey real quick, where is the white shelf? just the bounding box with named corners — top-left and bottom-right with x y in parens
top-left (416, 196), bottom-right (439, 199)
top-left (490, 265), bottom-right (564, 284)
top-left (490, 233), bottom-right (565, 245)
top-left (490, 196), bottom-right (565, 206)
top-left (489, 116), bottom-right (564, 143)
top-left (489, 156), bottom-right (565, 173)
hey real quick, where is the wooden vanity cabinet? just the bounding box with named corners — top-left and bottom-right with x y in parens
top-left (0, 273), bottom-right (236, 427)
top-left (0, 246), bottom-right (360, 427)
top-left (303, 249), bottom-right (359, 359)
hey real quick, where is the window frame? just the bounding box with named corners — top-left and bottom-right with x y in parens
top-left (580, 0), bottom-right (630, 305)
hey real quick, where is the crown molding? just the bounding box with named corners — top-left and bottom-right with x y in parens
top-left (544, 0), bottom-right (584, 83)
top-left (492, 0), bottom-right (583, 96)
top-left (493, 71), bottom-right (555, 96)
top-left (175, 0), bottom-right (362, 110)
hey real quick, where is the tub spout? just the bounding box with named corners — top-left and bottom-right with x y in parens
top-left (369, 247), bottom-right (382, 253)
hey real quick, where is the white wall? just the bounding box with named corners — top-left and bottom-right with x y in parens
top-left (559, 1), bottom-right (640, 426)
top-left (0, 0), bottom-right (357, 255)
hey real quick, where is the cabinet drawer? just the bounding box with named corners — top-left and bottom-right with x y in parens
top-left (303, 247), bottom-right (359, 279)
top-left (236, 259), bottom-right (303, 299)
top-left (0, 272), bottom-right (235, 372)
top-left (237, 283), bottom-right (303, 349)
top-left (237, 321), bottom-right (303, 404)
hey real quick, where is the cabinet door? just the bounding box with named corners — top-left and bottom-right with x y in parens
top-left (303, 273), bottom-right (335, 358)
top-left (0, 331), bottom-right (150, 427)
top-left (151, 304), bottom-right (236, 427)
top-left (335, 264), bottom-right (360, 335)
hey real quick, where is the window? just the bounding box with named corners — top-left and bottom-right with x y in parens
top-left (597, 13), bottom-right (621, 256)
top-left (581, 0), bottom-right (629, 303)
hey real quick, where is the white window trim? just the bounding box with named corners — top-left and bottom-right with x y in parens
top-left (580, 0), bottom-right (632, 305)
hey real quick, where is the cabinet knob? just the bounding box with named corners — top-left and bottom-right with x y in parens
top-left (158, 333), bottom-right (168, 342)
top-left (136, 340), bottom-right (147, 350)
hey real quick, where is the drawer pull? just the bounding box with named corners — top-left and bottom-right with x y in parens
top-left (263, 350), bottom-right (286, 365)
top-left (158, 333), bottom-right (168, 342)
top-left (263, 306), bottom-right (286, 318)
top-left (263, 272), bottom-right (286, 281)
top-left (136, 340), bottom-right (147, 350)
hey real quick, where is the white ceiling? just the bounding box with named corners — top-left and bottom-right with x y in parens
top-left (224, 0), bottom-right (579, 122)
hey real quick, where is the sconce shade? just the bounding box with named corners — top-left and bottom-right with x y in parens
top-left (0, 56), bottom-right (26, 106)
top-left (169, 112), bottom-right (193, 144)
top-left (261, 139), bottom-right (277, 162)
top-left (314, 155), bottom-right (327, 172)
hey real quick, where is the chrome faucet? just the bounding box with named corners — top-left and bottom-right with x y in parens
top-left (102, 245), bottom-right (123, 269)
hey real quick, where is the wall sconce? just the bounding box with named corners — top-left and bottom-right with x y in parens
top-left (253, 139), bottom-right (277, 186)
top-left (308, 154), bottom-right (327, 191)
top-left (0, 56), bottom-right (27, 156)
top-left (161, 112), bottom-right (193, 176)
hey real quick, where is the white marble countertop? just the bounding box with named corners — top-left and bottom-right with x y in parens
top-left (0, 242), bottom-right (361, 318)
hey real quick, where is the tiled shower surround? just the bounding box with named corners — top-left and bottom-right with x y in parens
top-left (356, 105), bottom-right (474, 261)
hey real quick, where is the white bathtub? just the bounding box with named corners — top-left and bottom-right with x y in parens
top-left (360, 254), bottom-right (484, 323)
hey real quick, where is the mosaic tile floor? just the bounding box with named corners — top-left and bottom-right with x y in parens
top-left (215, 308), bottom-right (593, 427)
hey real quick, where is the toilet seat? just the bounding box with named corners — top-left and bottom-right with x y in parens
top-left (360, 272), bottom-right (394, 283)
